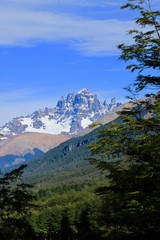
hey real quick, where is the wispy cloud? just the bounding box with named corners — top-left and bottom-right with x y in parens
top-left (0, 0), bottom-right (134, 56)
top-left (104, 68), bottom-right (125, 72)
top-left (0, 88), bottom-right (48, 103)
top-left (1, 0), bottom-right (122, 8)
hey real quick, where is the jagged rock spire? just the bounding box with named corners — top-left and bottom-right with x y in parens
top-left (0, 89), bottom-right (122, 138)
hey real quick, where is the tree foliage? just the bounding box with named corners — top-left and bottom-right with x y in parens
top-left (0, 164), bottom-right (36, 240)
top-left (31, 184), bottom-right (104, 240)
top-left (89, 0), bottom-right (160, 239)
top-left (118, 0), bottom-right (160, 91)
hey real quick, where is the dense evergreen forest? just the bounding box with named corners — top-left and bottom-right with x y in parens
top-left (0, 0), bottom-right (160, 239)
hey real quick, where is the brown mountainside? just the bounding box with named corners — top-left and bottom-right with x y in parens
top-left (0, 132), bottom-right (69, 156)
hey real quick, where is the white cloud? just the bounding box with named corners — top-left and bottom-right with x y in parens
top-left (0, 0), bottom-right (122, 8)
top-left (0, 3), bottom-right (134, 56)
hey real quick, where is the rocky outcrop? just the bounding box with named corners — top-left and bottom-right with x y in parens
top-left (0, 88), bottom-right (122, 139)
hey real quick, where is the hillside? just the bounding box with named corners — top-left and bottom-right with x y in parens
top-left (0, 132), bottom-right (69, 169)
top-left (23, 121), bottom-right (112, 189)
top-left (3, 98), bottom-right (150, 188)
top-left (23, 97), bottom-right (152, 189)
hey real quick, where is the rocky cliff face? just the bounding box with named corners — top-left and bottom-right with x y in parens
top-left (0, 88), bottom-right (122, 139)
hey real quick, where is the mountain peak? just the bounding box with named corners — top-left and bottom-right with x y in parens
top-left (0, 89), bottom-right (122, 139)
top-left (78, 88), bottom-right (90, 94)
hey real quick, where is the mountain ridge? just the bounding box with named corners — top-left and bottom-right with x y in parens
top-left (22, 96), bottom-right (153, 188)
top-left (0, 88), bottom-right (122, 139)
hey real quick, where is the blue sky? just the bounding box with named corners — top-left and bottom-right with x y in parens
top-left (0, 0), bottom-right (158, 126)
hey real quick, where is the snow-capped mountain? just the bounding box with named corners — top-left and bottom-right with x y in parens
top-left (0, 88), bottom-right (122, 139)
